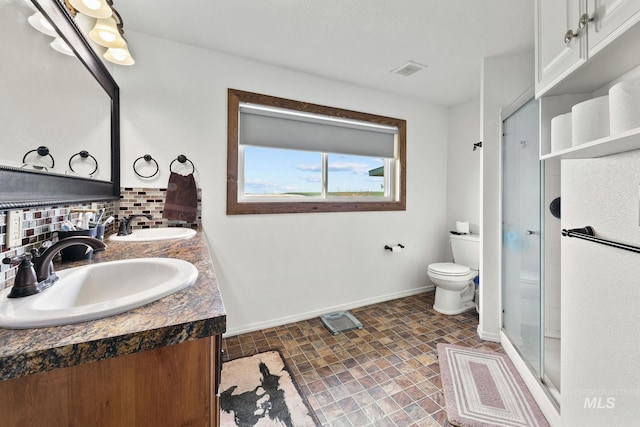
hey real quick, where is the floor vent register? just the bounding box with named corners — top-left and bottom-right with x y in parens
top-left (320, 311), bottom-right (363, 335)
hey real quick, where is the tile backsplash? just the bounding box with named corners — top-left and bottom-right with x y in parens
top-left (1, 186), bottom-right (201, 288)
top-left (119, 187), bottom-right (201, 229)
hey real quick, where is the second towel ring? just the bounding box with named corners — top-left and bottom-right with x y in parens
top-left (68, 150), bottom-right (98, 176)
top-left (169, 154), bottom-right (195, 175)
top-left (133, 154), bottom-right (159, 178)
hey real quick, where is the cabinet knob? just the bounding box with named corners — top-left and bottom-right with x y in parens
top-left (579, 13), bottom-right (594, 29)
top-left (564, 29), bottom-right (579, 44)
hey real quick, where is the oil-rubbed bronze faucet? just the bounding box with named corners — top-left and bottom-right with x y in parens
top-left (117, 214), bottom-right (153, 236)
top-left (2, 236), bottom-right (106, 298)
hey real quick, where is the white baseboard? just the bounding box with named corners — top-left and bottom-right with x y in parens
top-left (500, 331), bottom-right (561, 427)
top-left (224, 285), bottom-right (435, 337)
top-left (477, 325), bottom-right (501, 342)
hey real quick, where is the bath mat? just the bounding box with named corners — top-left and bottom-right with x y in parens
top-left (437, 344), bottom-right (550, 427)
top-left (219, 350), bottom-right (320, 427)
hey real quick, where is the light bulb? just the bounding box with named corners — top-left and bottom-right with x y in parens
top-left (104, 45), bottom-right (135, 66)
top-left (82, 0), bottom-right (102, 10)
top-left (68, 0), bottom-right (112, 18)
top-left (98, 30), bottom-right (116, 42)
top-left (110, 49), bottom-right (126, 61)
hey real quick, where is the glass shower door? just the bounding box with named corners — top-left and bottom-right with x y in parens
top-left (501, 97), bottom-right (542, 376)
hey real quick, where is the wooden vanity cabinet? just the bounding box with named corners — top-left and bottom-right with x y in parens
top-left (0, 335), bottom-right (222, 427)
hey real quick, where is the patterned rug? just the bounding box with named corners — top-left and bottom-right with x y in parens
top-left (220, 350), bottom-right (320, 427)
top-left (437, 344), bottom-right (550, 427)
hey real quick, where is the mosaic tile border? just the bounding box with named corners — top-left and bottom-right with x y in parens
top-left (1, 186), bottom-right (202, 288)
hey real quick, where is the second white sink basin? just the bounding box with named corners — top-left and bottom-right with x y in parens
top-left (0, 258), bottom-right (198, 329)
top-left (110, 227), bottom-right (196, 242)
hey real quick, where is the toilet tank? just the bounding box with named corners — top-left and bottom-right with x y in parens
top-left (450, 234), bottom-right (480, 270)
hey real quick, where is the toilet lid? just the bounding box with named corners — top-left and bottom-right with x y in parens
top-left (428, 262), bottom-right (471, 276)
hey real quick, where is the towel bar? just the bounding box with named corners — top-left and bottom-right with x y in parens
top-left (562, 226), bottom-right (640, 254)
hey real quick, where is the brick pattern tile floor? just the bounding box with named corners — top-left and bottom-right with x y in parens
top-left (222, 291), bottom-right (502, 427)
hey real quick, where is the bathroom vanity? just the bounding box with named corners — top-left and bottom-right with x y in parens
top-left (0, 231), bottom-right (226, 426)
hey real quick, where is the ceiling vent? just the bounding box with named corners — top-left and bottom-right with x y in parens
top-left (391, 60), bottom-right (427, 77)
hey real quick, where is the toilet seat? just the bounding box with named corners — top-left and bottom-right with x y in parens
top-left (428, 262), bottom-right (470, 277)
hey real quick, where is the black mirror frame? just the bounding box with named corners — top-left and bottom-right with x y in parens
top-left (0, 0), bottom-right (120, 210)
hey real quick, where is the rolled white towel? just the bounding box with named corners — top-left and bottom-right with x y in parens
top-left (572, 95), bottom-right (610, 146)
top-left (609, 77), bottom-right (640, 135)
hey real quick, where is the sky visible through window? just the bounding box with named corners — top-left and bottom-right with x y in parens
top-left (243, 146), bottom-right (385, 196)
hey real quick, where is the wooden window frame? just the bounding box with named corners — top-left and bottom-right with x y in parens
top-left (227, 88), bottom-right (406, 215)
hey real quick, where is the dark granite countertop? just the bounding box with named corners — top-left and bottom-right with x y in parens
top-left (0, 230), bottom-right (226, 381)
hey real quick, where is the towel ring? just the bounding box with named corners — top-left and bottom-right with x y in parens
top-left (169, 154), bottom-right (195, 175)
top-left (68, 150), bottom-right (98, 176)
top-left (22, 146), bottom-right (55, 168)
top-left (133, 154), bottom-right (159, 178)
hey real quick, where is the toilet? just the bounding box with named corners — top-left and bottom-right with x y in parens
top-left (428, 234), bottom-right (479, 315)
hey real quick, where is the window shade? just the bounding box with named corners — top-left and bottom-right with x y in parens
top-left (239, 104), bottom-right (397, 158)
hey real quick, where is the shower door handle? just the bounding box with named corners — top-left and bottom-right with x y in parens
top-left (525, 229), bottom-right (539, 235)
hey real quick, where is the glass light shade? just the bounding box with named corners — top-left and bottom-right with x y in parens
top-left (68, 0), bottom-right (112, 18)
top-left (28, 12), bottom-right (58, 37)
top-left (104, 45), bottom-right (135, 66)
top-left (89, 17), bottom-right (126, 48)
top-left (50, 38), bottom-right (75, 56)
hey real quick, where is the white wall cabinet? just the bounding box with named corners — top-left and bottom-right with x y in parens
top-left (535, 0), bottom-right (640, 97)
top-left (535, 0), bottom-right (586, 97)
top-left (587, 0), bottom-right (640, 57)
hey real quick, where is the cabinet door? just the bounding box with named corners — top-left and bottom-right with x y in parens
top-left (535, 0), bottom-right (587, 96)
top-left (587, 0), bottom-right (640, 56)
top-left (0, 337), bottom-right (219, 427)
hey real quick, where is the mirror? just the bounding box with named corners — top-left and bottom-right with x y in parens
top-left (0, 0), bottom-right (120, 209)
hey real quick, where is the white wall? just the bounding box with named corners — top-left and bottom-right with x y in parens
top-left (114, 32), bottom-right (449, 335)
top-left (447, 98), bottom-right (481, 242)
top-left (562, 150), bottom-right (640, 425)
top-left (480, 52), bottom-right (535, 341)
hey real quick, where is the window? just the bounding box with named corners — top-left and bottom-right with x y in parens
top-left (227, 89), bottom-right (406, 214)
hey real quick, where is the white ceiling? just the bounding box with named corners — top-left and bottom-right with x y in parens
top-left (116, 1), bottom-right (534, 106)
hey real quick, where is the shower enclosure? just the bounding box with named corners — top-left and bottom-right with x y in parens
top-left (501, 95), bottom-right (561, 407)
top-left (501, 97), bottom-right (551, 390)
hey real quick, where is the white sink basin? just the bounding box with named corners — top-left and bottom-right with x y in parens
top-left (110, 227), bottom-right (196, 242)
top-left (0, 258), bottom-right (198, 329)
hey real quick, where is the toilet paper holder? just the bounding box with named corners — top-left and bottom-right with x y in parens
top-left (385, 244), bottom-right (405, 252)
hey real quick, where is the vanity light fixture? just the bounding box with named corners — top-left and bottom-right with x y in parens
top-left (27, 11), bottom-right (58, 37)
top-left (65, 0), bottom-right (135, 66)
top-left (67, 0), bottom-right (112, 19)
top-left (50, 37), bottom-right (75, 56)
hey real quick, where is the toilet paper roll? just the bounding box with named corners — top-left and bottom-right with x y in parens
top-left (392, 246), bottom-right (402, 253)
top-left (456, 221), bottom-right (469, 234)
top-left (550, 112), bottom-right (572, 152)
top-left (571, 95), bottom-right (610, 146)
top-left (609, 78), bottom-right (640, 135)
